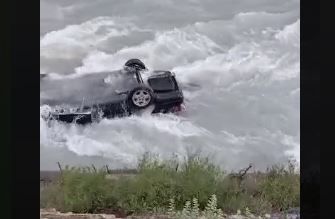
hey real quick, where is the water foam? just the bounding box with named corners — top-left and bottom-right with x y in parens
top-left (40, 10), bottom-right (300, 170)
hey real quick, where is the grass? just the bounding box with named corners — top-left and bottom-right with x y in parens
top-left (40, 153), bottom-right (299, 217)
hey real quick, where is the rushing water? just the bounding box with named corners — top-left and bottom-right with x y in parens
top-left (40, 0), bottom-right (300, 171)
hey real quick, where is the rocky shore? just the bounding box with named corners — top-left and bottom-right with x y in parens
top-left (40, 208), bottom-right (300, 219)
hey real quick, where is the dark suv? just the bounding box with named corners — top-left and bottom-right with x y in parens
top-left (41, 59), bottom-right (184, 124)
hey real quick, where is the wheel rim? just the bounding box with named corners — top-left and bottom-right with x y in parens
top-left (132, 89), bottom-right (151, 107)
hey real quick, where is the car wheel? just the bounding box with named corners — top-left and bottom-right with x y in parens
top-left (128, 86), bottom-right (153, 109)
top-left (124, 59), bottom-right (146, 70)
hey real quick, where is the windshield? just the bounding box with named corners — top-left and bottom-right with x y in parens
top-left (148, 77), bottom-right (175, 91)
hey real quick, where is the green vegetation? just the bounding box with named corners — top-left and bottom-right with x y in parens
top-left (40, 153), bottom-right (299, 217)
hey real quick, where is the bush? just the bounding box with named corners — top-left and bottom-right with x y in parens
top-left (259, 162), bottom-right (300, 211)
top-left (41, 166), bottom-right (117, 213)
top-left (40, 154), bottom-right (300, 216)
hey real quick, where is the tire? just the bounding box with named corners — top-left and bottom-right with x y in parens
top-left (124, 59), bottom-right (146, 70)
top-left (128, 86), bottom-right (153, 110)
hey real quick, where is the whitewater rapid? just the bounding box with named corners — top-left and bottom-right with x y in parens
top-left (40, 1), bottom-right (300, 171)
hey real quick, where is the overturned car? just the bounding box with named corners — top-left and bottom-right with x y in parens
top-left (40, 59), bottom-right (185, 124)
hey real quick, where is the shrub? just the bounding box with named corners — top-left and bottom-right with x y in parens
top-left (40, 154), bottom-right (299, 216)
top-left (41, 166), bottom-right (117, 213)
top-left (259, 162), bottom-right (300, 211)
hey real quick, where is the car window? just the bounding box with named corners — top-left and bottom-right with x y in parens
top-left (148, 77), bottom-right (175, 91)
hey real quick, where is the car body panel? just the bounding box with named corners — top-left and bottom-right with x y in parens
top-left (40, 70), bottom-right (140, 107)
